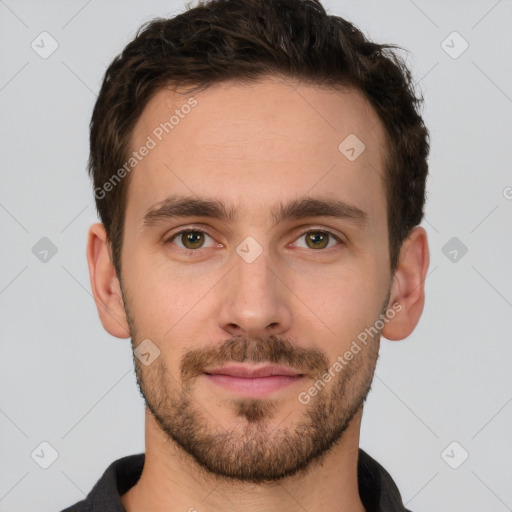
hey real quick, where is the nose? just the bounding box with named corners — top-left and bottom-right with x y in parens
top-left (217, 247), bottom-right (292, 338)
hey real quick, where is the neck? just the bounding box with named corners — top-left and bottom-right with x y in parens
top-left (121, 407), bottom-right (366, 512)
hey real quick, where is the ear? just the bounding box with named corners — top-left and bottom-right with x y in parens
top-left (86, 222), bottom-right (130, 339)
top-left (381, 226), bottom-right (430, 341)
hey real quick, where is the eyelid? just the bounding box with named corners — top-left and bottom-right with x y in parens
top-left (164, 225), bottom-right (344, 251)
top-left (290, 226), bottom-right (343, 249)
top-left (294, 226), bottom-right (343, 240)
top-left (164, 226), bottom-right (218, 246)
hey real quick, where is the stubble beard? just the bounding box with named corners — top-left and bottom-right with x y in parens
top-left (129, 334), bottom-right (380, 483)
top-left (121, 279), bottom-right (388, 483)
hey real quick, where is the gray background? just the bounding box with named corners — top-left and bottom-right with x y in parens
top-left (1, 1), bottom-right (511, 511)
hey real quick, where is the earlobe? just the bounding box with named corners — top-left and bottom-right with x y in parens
top-left (86, 222), bottom-right (130, 339)
top-left (381, 226), bottom-right (430, 341)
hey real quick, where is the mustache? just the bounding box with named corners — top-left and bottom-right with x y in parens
top-left (180, 334), bottom-right (329, 383)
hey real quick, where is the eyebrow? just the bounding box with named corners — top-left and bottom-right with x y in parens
top-left (142, 194), bottom-right (368, 230)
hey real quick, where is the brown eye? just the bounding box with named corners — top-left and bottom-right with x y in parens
top-left (181, 231), bottom-right (205, 249)
top-left (305, 231), bottom-right (330, 249)
top-left (293, 230), bottom-right (340, 250)
top-left (167, 230), bottom-right (215, 250)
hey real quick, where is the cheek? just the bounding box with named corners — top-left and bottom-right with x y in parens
top-left (124, 252), bottom-right (218, 336)
top-left (295, 262), bottom-right (387, 343)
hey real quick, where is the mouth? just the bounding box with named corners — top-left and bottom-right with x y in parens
top-left (202, 364), bottom-right (305, 397)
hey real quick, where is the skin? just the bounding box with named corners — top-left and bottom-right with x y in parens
top-left (87, 76), bottom-right (429, 512)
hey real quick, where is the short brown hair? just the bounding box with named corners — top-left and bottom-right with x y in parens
top-left (89, 0), bottom-right (429, 276)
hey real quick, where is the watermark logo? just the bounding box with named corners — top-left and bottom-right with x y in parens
top-left (298, 302), bottom-right (403, 404)
top-left (32, 237), bottom-right (58, 263)
top-left (31, 441), bottom-right (59, 469)
top-left (31, 31), bottom-right (59, 59)
top-left (441, 31), bottom-right (469, 60)
top-left (441, 441), bottom-right (469, 469)
top-left (338, 134), bottom-right (366, 162)
top-left (94, 97), bottom-right (198, 200)
top-left (236, 236), bottom-right (263, 264)
top-left (134, 338), bottom-right (161, 366)
top-left (442, 236), bottom-right (468, 263)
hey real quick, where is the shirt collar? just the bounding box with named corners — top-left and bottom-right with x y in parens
top-left (61, 449), bottom-right (412, 512)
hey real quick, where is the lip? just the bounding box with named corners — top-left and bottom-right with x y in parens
top-left (204, 364), bottom-right (303, 378)
top-left (203, 364), bottom-right (304, 397)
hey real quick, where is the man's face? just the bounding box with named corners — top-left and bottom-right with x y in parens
top-left (120, 78), bottom-right (392, 482)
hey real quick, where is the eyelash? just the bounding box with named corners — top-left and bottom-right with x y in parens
top-left (164, 227), bottom-right (343, 253)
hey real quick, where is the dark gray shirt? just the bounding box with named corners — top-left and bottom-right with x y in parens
top-left (60, 449), bottom-right (412, 512)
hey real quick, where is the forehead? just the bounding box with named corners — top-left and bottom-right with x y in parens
top-left (125, 77), bottom-right (388, 226)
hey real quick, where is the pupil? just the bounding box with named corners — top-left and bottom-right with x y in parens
top-left (308, 232), bottom-right (327, 249)
top-left (181, 231), bottom-right (329, 250)
top-left (185, 231), bottom-right (203, 248)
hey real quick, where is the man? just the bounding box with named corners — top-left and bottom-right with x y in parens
top-left (62, 0), bottom-right (430, 510)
